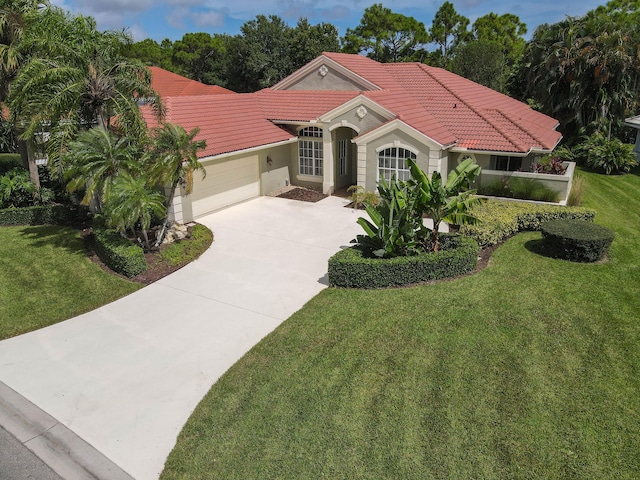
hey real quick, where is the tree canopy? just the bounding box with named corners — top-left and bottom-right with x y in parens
top-left (342, 3), bottom-right (429, 63)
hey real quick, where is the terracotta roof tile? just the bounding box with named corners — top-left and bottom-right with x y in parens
top-left (149, 67), bottom-right (234, 98)
top-left (255, 89), bottom-right (359, 122)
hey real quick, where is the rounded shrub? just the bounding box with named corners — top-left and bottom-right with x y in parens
top-left (328, 234), bottom-right (479, 289)
top-left (541, 219), bottom-right (614, 262)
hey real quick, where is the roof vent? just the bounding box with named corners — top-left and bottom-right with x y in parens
top-left (453, 103), bottom-right (457, 108)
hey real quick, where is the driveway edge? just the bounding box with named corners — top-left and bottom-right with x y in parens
top-left (0, 381), bottom-right (134, 480)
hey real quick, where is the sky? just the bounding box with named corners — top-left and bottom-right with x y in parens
top-left (49, 0), bottom-right (607, 43)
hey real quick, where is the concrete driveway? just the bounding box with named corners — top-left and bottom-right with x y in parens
top-left (0, 196), bottom-right (363, 480)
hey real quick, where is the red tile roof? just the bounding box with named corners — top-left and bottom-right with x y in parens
top-left (144, 54), bottom-right (561, 158)
top-left (143, 95), bottom-right (295, 158)
top-left (322, 56), bottom-right (561, 153)
top-left (148, 67), bottom-right (234, 98)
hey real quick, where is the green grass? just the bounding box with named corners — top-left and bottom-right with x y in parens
top-left (161, 169), bottom-right (640, 479)
top-left (158, 224), bottom-right (213, 266)
top-left (0, 225), bottom-right (140, 340)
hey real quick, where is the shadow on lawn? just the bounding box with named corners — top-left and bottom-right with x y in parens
top-left (18, 225), bottom-right (85, 255)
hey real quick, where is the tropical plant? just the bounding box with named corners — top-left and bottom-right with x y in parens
top-left (352, 176), bottom-right (426, 258)
top-left (147, 122), bottom-right (206, 247)
top-left (65, 127), bottom-right (142, 210)
top-left (102, 173), bottom-right (165, 252)
top-left (347, 184), bottom-right (379, 209)
top-left (572, 132), bottom-right (637, 174)
top-left (0, 167), bottom-right (34, 207)
top-left (408, 158), bottom-right (481, 251)
top-left (533, 155), bottom-right (567, 175)
top-left (8, 8), bottom-right (160, 175)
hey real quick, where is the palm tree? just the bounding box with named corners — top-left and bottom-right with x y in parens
top-left (8, 9), bottom-right (161, 175)
top-left (103, 172), bottom-right (165, 252)
top-left (65, 127), bottom-right (141, 210)
top-left (147, 122), bottom-right (206, 247)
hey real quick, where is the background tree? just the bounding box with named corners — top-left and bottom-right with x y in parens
top-left (451, 40), bottom-right (505, 91)
top-left (289, 18), bottom-right (340, 71)
top-left (428, 1), bottom-right (471, 68)
top-left (472, 13), bottom-right (527, 65)
top-left (513, 0), bottom-right (640, 142)
top-left (122, 38), bottom-right (173, 70)
top-left (342, 4), bottom-right (429, 62)
top-left (171, 32), bottom-right (227, 85)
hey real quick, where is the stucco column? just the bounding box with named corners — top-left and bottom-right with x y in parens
top-left (166, 185), bottom-right (184, 224)
top-left (431, 149), bottom-right (448, 181)
top-left (356, 144), bottom-right (367, 188)
top-left (322, 125), bottom-right (334, 194)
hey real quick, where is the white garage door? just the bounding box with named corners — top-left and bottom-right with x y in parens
top-left (191, 155), bottom-right (259, 218)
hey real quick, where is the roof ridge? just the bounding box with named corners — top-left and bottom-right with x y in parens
top-left (416, 64), bottom-right (526, 152)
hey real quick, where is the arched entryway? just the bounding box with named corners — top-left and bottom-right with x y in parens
top-left (333, 126), bottom-right (358, 191)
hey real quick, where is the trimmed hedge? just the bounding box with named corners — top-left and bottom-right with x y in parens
top-left (460, 200), bottom-right (596, 247)
top-left (328, 234), bottom-right (479, 289)
top-left (541, 219), bottom-right (614, 262)
top-left (0, 204), bottom-right (88, 226)
top-left (0, 153), bottom-right (22, 175)
top-left (92, 228), bottom-right (147, 277)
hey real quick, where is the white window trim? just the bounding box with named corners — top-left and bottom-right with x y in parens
top-left (377, 145), bottom-right (417, 183)
top-left (338, 139), bottom-right (348, 176)
top-left (298, 127), bottom-right (324, 177)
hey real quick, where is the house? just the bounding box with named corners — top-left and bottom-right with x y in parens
top-left (625, 115), bottom-right (640, 162)
top-left (143, 53), bottom-right (563, 223)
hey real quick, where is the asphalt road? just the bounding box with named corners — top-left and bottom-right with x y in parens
top-left (0, 426), bottom-right (62, 480)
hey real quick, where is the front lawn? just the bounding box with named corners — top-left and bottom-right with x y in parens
top-left (162, 169), bottom-right (640, 479)
top-left (0, 225), bottom-right (140, 340)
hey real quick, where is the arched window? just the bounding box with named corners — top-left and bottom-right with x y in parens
top-left (378, 147), bottom-right (416, 183)
top-left (298, 127), bottom-right (323, 176)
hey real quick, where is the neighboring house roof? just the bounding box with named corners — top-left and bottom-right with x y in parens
top-left (148, 66), bottom-right (234, 98)
top-left (625, 115), bottom-right (640, 129)
top-left (144, 54), bottom-right (562, 159)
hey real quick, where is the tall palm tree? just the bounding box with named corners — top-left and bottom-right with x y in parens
top-left (147, 122), bottom-right (206, 247)
top-left (65, 127), bottom-right (141, 210)
top-left (8, 9), bottom-right (161, 175)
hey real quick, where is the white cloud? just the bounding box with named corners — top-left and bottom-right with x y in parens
top-left (166, 7), bottom-right (189, 29)
top-left (191, 11), bottom-right (225, 28)
top-left (127, 23), bottom-right (149, 41)
top-left (74, 0), bottom-right (153, 14)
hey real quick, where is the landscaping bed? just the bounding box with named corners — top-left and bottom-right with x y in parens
top-left (275, 186), bottom-right (327, 202)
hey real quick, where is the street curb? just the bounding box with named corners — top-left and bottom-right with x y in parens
top-left (0, 381), bottom-right (134, 480)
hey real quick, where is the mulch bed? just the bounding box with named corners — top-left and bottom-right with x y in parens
top-left (82, 226), bottom-right (197, 286)
top-left (277, 187), bottom-right (327, 203)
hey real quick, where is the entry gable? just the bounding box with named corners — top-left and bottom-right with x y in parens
top-left (319, 95), bottom-right (395, 134)
top-left (272, 55), bottom-right (381, 92)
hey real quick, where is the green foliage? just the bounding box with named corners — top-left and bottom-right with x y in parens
top-left (0, 167), bottom-right (34, 207)
top-left (472, 12), bottom-right (527, 64)
top-left (102, 173), bottom-right (166, 251)
top-left (342, 3), bottom-right (429, 62)
top-left (158, 224), bottom-right (213, 266)
top-left (460, 200), bottom-right (596, 247)
top-left (347, 185), bottom-right (379, 209)
top-left (353, 176), bottom-right (425, 258)
top-left (0, 154), bottom-right (23, 174)
top-left (123, 37), bottom-right (174, 70)
top-left (571, 132), bottom-right (637, 174)
top-left (0, 204), bottom-right (85, 225)
top-left (92, 227), bottom-right (147, 277)
top-left (533, 155), bottom-right (567, 175)
top-left (567, 175), bottom-right (585, 206)
top-left (478, 177), bottom-right (560, 202)
top-left (541, 219), bottom-right (614, 262)
top-left (451, 40), bottom-right (506, 91)
top-left (408, 157), bottom-right (481, 251)
top-left (329, 234), bottom-right (478, 288)
top-left (428, 1), bottom-right (471, 67)
top-left (513, 1), bottom-right (640, 141)
top-left (65, 127), bottom-right (143, 209)
top-left (171, 32), bottom-right (227, 85)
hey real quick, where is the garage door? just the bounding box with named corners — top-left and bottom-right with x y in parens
top-left (191, 155), bottom-right (259, 218)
